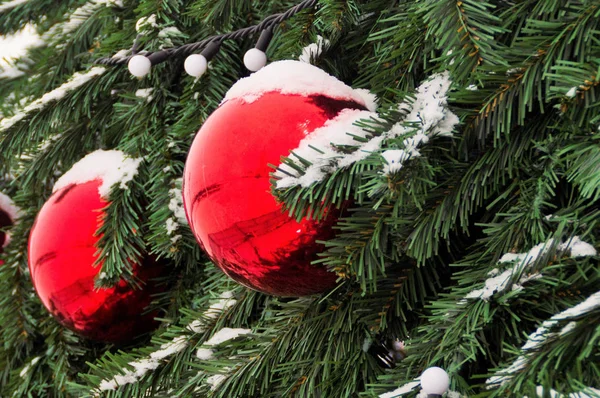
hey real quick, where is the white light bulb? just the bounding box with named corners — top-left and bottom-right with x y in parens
top-left (420, 367), bottom-right (449, 395)
top-left (243, 48), bottom-right (267, 72)
top-left (127, 55), bottom-right (151, 77)
top-left (184, 54), bottom-right (208, 77)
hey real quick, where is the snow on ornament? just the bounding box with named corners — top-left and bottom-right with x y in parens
top-left (28, 150), bottom-right (165, 342)
top-left (183, 60), bottom-right (376, 296)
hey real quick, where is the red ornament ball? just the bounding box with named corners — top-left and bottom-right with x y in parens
top-left (28, 179), bottom-right (163, 342)
top-left (183, 61), bottom-right (369, 296)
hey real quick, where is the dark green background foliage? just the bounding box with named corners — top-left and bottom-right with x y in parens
top-left (0, 0), bottom-right (599, 396)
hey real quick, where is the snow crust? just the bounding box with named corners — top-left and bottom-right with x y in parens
top-left (274, 71), bottom-right (458, 188)
top-left (379, 380), bottom-right (420, 397)
top-left (223, 60), bottom-right (377, 111)
top-left (97, 291), bottom-right (237, 391)
top-left (487, 290), bottom-right (600, 387)
top-left (0, 0), bottom-right (28, 11)
top-left (136, 14), bottom-right (157, 32)
top-left (298, 35), bottom-right (329, 64)
top-left (135, 88), bottom-right (153, 101)
top-left (195, 327), bottom-right (251, 361)
top-left (165, 179), bottom-right (187, 240)
top-left (274, 109), bottom-right (375, 188)
top-left (0, 24), bottom-right (44, 78)
top-left (566, 87), bottom-right (577, 98)
top-left (465, 236), bottom-right (595, 301)
top-left (0, 67), bottom-right (105, 131)
top-left (53, 149), bottom-right (143, 198)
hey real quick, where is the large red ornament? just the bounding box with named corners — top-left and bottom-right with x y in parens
top-left (183, 89), bottom-right (365, 296)
top-left (28, 179), bottom-right (163, 342)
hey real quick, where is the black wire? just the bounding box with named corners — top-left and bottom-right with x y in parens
top-left (95, 0), bottom-right (318, 66)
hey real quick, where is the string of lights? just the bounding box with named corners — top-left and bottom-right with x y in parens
top-left (94, 0), bottom-right (318, 77)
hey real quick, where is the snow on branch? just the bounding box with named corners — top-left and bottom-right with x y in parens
top-left (487, 290), bottom-right (600, 387)
top-left (464, 237), bottom-right (596, 302)
top-left (0, 66), bottom-right (106, 131)
top-left (53, 150), bottom-right (143, 198)
top-left (298, 35), bottom-right (329, 64)
top-left (378, 380), bottom-right (420, 398)
top-left (96, 291), bottom-right (238, 392)
top-left (165, 178), bottom-right (187, 243)
top-left (0, 24), bottom-right (44, 79)
top-left (273, 71), bottom-right (459, 188)
top-left (0, 0), bottom-right (28, 12)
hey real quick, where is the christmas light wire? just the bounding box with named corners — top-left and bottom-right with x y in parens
top-left (94, 0), bottom-right (318, 66)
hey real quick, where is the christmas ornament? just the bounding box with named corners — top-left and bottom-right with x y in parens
top-left (0, 192), bottom-right (19, 252)
top-left (28, 151), bottom-right (163, 342)
top-left (183, 60), bottom-right (375, 296)
top-left (420, 367), bottom-right (450, 397)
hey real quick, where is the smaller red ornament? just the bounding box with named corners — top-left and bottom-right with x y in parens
top-left (28, 179), bottom-right (163, 342)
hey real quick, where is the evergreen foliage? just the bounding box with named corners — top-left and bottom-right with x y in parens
top-left (0, 0), bottom-right (599, 397)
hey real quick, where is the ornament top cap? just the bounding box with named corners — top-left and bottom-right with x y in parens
top-left (223, 60), bottom-right (377, 111)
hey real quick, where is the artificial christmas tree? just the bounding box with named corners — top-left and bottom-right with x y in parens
top-left (0, 0), bottom-right (599, 397)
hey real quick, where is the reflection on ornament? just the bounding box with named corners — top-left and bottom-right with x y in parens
top-left (183, 91), bottom-right (365, 296)
top-left (28, 180), bottom-right (164, 342)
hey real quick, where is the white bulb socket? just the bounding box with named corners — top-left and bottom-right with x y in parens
top-left (128, 55), bottom-right (151, 77)
top-left (243, 48), bottom-right (267, 72)
top-left (420, 366), bottom-right (450, 395)
top-left (184, 54), bottom-right (208, 78)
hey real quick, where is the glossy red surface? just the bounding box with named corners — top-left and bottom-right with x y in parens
top-left (28, 180), bottom-right (163, 342)
top-left (183, 92), bottom-right (364, 296)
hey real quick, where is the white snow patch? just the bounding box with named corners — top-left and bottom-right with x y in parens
top-left (379, 380), bottom-right (420, 397)
top-left (165, 180), bottom-right (187, 235)
top-left (274, 71), bottom-right (458, 188)
top-left (150, 336), bottom-right (188, 360)
top-left (195, 327), bottom-right (250, 360)
top-left (158, 26), bottom-right (182, 38)
top-left (111, 49), bottom-right (129, 59)
top-left (558, 236), bottom-right (596, 258)
top-left (97, 291), bottom-right (237, 391)
top-left (224, 60), bottom-right (376, 111)
top-left (274, 109), bottom-right (376, 188)
top-left (196, 348), bottom-right (214, 360)
top-left (136, 14), bottom-right (157, 32)
top-left (19, 356), bottom-right (41, 378)
top-left (487, 290), bottom-right (600, 387)
top-left (534, 386), bottom-right (600, 398)
top-left (0, 67), bottom-right (105, 130)
top-left (206, 374), bottom-right (227, 391)
top-left (466, 84), bottom-right (478, 91)
top-left (465, 237), bottom-right (595, 301)
top-left (298, 35), bottom-right (329, 63)
top-left (0, 0), bottom-right (28, 11)
top-left (51, 0), bottom-right (110, 37)
top-left (566, 87), bottom-right (577, 98)
top-left (204, 328), bottom-right (251, 346)
top-left (0, 24), bottom-right (44, 78)
top-left (135, 88), bottom-right (154, 102)
top-left (53, 149), bottom-right (143, 198)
